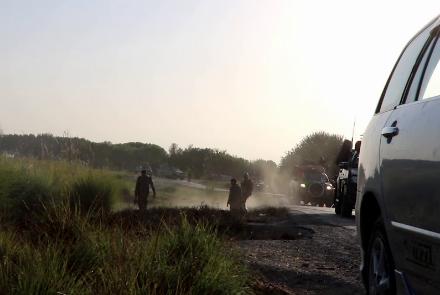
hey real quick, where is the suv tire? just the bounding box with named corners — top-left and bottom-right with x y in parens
top-left (366, 218), bottom-right (396, 295)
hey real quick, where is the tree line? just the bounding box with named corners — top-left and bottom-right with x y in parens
top-left (0, 134), bottom-right (277, 179)
top-left (168, 143), bottom-right (277, 179)
top-left (0, 132), bottom-right (344, 180)
top-left (0, 134), bottom-right (167, 171)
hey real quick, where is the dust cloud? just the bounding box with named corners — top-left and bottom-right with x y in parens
top-left (147, 176), bottom-right (300, 210)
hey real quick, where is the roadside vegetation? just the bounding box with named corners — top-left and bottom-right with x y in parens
top-left (0, 134), bottom-right (276, 179)
top-left (0, 131), bottom-right (345, 197)
top-left (0, 157), bottom-right (251, 295)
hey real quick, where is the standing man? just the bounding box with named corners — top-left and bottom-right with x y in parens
top-left (135, 169), bottom-right (156, 212)
top-left (241, 172), bottom-right (253, 213)
top-left (227, 178), bottom-right (242, 218)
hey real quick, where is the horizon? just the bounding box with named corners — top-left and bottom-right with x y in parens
top-left (2, 1), bottom-right (439, 162)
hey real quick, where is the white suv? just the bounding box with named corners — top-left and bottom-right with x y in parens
top-left (357, 15), bottom-right (440, 294)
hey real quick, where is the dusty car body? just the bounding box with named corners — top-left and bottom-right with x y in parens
top-left (357, 15), bottom-right (440, 294)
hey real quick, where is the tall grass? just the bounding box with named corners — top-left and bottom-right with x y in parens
top-left (0, 156), bottom-right (251, 294)
top-left (0, 217), bottom-right (250, 294)
top-left (0, 232), bottom-right (86, 295)
top-left (70, 176), bottom-right (115, 214)
top-left (0, 156), bottom-right (127, 224)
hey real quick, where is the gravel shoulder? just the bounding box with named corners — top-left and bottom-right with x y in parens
top-left (237, 206), bottom-right (364, 295)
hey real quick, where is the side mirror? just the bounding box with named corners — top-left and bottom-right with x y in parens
top-left (338, 162), bottom-right (348, 169)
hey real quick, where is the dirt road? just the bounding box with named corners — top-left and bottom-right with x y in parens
top-left (239, 205), bottom-right (364, 295)
top-left (151, 179), bottom-right (363, 293)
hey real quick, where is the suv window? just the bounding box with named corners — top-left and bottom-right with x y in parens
top-left (419, 36), bottom-right (440, 100)
top-left (405, 38), bottom-right (436, 103)
top-left (378, 27), bottom-right (432, 113)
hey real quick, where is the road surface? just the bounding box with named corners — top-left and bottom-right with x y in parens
top-left (239, 205), bottom-right (363, 295)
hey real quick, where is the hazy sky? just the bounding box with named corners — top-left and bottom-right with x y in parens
top-left (1, 1), bottom-right (439, 162)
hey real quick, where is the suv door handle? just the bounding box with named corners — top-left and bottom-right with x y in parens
top-left (381, 126), bottom-right (399, 138)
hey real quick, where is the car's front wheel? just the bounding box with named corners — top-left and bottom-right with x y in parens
top-left (366, 219), bottom-right (396, 295)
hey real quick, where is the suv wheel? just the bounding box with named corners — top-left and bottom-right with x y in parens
top-left (366, 219), bottom-right (396, 295)
top-left (341, 185), bottom-right (352, 217)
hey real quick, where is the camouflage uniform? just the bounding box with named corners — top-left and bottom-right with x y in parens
top-left (135, 174), bottom-right (155, 212)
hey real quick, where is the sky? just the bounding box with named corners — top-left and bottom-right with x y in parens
top-left (1, 1), bottom-right (439, 162)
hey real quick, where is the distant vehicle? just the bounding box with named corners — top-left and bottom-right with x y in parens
top-left (357, 16), bottom-right (440, 294)
top-left (157, 164), bottom-right (185, 180)
top-left (255, 180), bottom-right (268, 192)
top-left (334, 141), bottom-right (360, 217)
top-left (293, 165), bottom-right (334, 206)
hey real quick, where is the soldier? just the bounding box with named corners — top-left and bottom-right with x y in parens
top-left (135, 169), bottom-right (156, 212)
top-left (336, 139), bottom-right (353, 164)
top-left (241, 172), bottom-right (253, 213)
top-left (354, 140), bottom-right (361, 156)
top-left (227, 178), bottom-right (242, 217)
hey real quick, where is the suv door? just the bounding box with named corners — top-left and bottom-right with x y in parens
top-left (380, 23), bottom-right (440, 292)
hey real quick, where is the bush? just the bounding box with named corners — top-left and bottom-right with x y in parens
top-left (150, 218), bottom-right (250, 294)
top-left (0, 156), bottom-right (130, 223)
top-left (0, 168), bottom-right (55, 225)
top-left (70, 176), bottom-right (115, 215)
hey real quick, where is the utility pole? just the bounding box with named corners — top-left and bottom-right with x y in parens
top-left (351, 120), bottom-right (356, 144)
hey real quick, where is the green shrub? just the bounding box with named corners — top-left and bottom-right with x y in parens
top-left (0, 170), bottom-right (55, 225)
top-left (70, 176), bottom-right (115, 214)
top-left (145, 218), bottom-right (250, 294)
top-left (0, 232), bottom-right (87, 295)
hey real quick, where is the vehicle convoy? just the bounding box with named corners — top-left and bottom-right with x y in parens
top-left (292, 165), bottom-right (334, 206)
top-left (335, 140), bottom-right (360, 217)
top-left (357, 15), bottom-right (440, 294)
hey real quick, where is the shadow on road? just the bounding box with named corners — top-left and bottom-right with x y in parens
top-left (252, 262), bottom-right (363, 295)
top-left (287, 211), bottom-right (356, 228)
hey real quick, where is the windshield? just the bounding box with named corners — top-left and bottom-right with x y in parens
top-left (304, 172), bottom-right (328, 182)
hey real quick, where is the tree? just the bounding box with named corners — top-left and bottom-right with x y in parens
top-left (168, 143), bottom-right (180, 156)
top-left (280, 131), bottom-right (344, 178)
